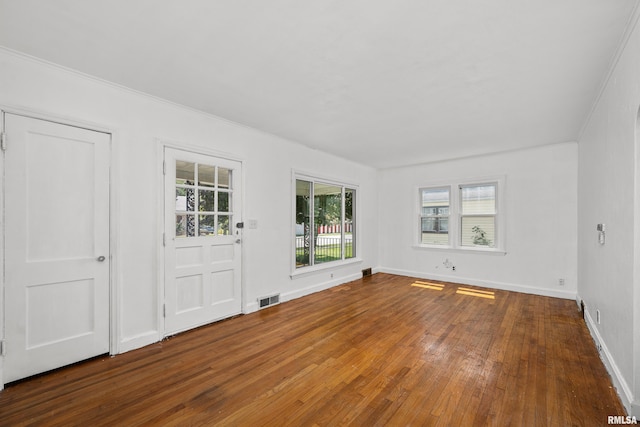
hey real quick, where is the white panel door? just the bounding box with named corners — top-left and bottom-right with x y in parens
top-left (3, 113), bottom-right (110, 383)
top-left (164, 148), bottom-right (242, 335)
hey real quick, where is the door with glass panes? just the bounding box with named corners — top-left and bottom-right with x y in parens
top-left (164, 147), bottom-right (242, 335)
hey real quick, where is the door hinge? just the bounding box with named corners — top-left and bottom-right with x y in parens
top-left (163, 160), bottom-right (166, 175)
top-left (163, 233), bottom-right (166, 247)
top-left (163, 304), bottom-right (166, 318)
top-left (1, 132), bottom-right (6, 151)
top-left (0, 340), bottom-right (5, 356)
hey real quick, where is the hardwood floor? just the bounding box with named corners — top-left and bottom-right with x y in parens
top-left (0, 273), bottom-right (625, 426)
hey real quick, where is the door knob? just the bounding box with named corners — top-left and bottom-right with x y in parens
top-left (97, 256), bottom-right (106, 262)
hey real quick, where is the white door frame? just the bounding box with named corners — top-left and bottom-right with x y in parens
top-left (0, 107), bottom-right (118, 389)
top-left (156, 140), bottom-right (245, 338)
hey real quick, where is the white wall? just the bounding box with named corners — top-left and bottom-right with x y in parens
top-left (378, 142), bottom-right (578, 299)
top-left (0, 49), bottom-right (379, 354)
top-left (578, 13), bottom-right (640, 416)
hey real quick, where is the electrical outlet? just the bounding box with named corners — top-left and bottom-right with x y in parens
top-left (596, 309), bottom-right (601, 324)
top-left (558, 278), bottom-right (565, 286)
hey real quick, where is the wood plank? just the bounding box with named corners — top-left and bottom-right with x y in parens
top-left (0, 273), bottom-right (626, 425)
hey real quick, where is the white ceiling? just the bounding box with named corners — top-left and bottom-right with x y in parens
top-left (1, 0), bottom-right (638, 168)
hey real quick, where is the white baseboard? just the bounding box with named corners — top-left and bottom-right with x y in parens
top-left (378, 267), bottom-right (577, 300)
top-left (583, 308), bottom-right (637, 417)
top-left (245, 271), bottom-right (364, 314)
top-left (283, 271), bottom-right (363, 300)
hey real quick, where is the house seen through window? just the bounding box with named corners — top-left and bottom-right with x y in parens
top-left (460, 184), bottom-right (496, 248)
top-left (419, 180), bottom-right (501, 251)
top-left (420, 187), bottom-right (450, 245)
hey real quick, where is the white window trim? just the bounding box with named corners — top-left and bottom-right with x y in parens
top-left (415, 176), bottom-right (506, 254)
top-left (291, 171), bottom-right (361, 277)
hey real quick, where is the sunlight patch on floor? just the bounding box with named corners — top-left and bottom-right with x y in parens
top-left (456, 287), bottom-right (495, 300)
top-left (411, 281), bottom-right (445, 291)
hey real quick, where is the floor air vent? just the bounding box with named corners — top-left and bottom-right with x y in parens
top-left (258, 294), bottom-right (280, 309)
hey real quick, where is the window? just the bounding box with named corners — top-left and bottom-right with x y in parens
top-left (295, 177), bottom-right (356, 269)
top-left (460, 184), bottom-right (496, 248)
top-left (420, 187), bottom-right (450, 245)
top-left (418, 178), bottom-right (503, 252)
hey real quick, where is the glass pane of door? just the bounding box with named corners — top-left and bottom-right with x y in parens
top-left (175, 161), bottom-right (233, 238)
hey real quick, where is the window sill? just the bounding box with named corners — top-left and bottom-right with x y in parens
top-left (290, 257), bottom-right (363, 279)
top-left (413, 244), bottom-right (506, 256)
